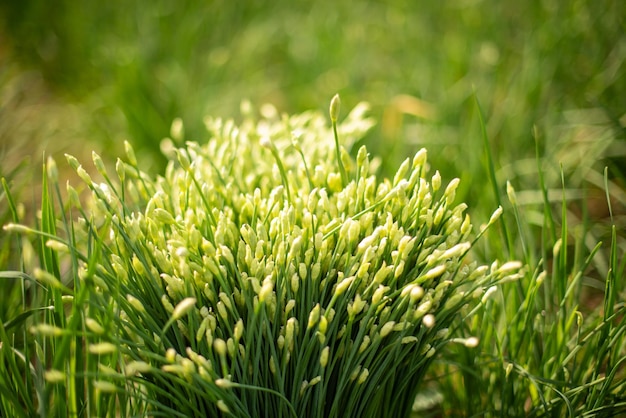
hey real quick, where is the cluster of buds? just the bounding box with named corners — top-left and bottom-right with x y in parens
top-left (45, 99), bottom-right (519, 417)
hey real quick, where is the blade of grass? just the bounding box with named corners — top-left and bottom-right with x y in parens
top-left (475, 93), bottom-right (512, 258)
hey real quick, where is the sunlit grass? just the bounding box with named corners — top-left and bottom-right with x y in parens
top-left (1, 0), bottom-right (625, 416)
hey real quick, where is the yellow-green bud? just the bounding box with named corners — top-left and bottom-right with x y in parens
top-left (76, 166), bottom-right (93, 186)
top-left (358, 336), bottom-right (370, 353)
top-left (215, 378), bottom-right (234, 389)
top-left (379, 321), bottom-right (395, 338)
top-left (320, 346), bottom-right (329, 368)
top-left (116, 158), bottom-right (125, 182)
top-left (65, 153), bottom-right (80, 170)
top-left (418, 265), bottom-right (446, 284)
top-left (488, 206), bottom-right (503, 226)
top-left (124, 140), bottom-right (137, 166)
top-left (31, 324), bottom-right (64, 337)
top-left (329, 94), bottom-right (341, 122)
top-left (334, 276), bottom-right (354, 297)
top-left (126, 294), bottom-right (146, 313)
top-left (372, 285), bottom-right (389, 306)
top-left (171, 117), bottom-right (184, 141)
top-left (44, 369), bottom-right (66, 383)
top-left (34, 268), bottom-right (64, 290)
top-left (171, 297), bottom-right (196, 321)
top-left (234, 319), bottom-right (244, 342)
top-left (357, 368), bottom-right (369, 385)
top-left (431, 170), bottom-right (441, 192)
top-left (214, 338), bottom-right (227, 357)
top-left (308, 304), bottom-right (321, 329)
top-left (47, 156), bottom-right (58, 183)
top-left (216, 400), bottom-right (230, 413)
top-left (125, 361), bottom-right (152, 376)
top-left (166, 348), bottom-right (177, 363)
top-left (506, 181), bottom-right (517, 206)
top-left (46, 239), bottom-right (69, 253)
top-left (259, 277), bottom-right (274, 303)
top-left (88, 342), bottom-right (117, 355)
top-left (85, 318), bottom-right (105, 335)
top-left (93, 380), bottom-right (118, 393)
top-left (92, 151), bottom-right (107, 178)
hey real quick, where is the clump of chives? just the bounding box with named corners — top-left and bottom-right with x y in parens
top-left (11, 99), bottom-right (518, 418)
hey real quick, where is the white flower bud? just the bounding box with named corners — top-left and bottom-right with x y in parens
top-left (153, 208), bottom-right (176, 225)
top-left (31, 324), bottom-right (64, 337)
top-left (93, 380), bottom-right (118, 393)
top-left (216, 400), bottom-right (230, 413)
top-left (234, 319), bottom-right (244, 342)
top-left (431, 170), bottom-right (441, 192)
top-left (85, 318), bottom-right (105, 335)
top-left (481, 286), bottom-right (498, 304)
top-left (76, 166), bottom-right (93, 186)
top-left (553, 239), bottom-right (562, 258)
top-left (214, 338), bottom-right (227, 357)
top-left (443, 177), bottom-right (459, 200)
top-left (418, 265), bottom-right (446, 284)
top-left (498, 261), bottom-right (522, 274)
top-left (506, 181), bottom-right (517, 206)
top-left (259, 277), bottom-right (274, 303)
top-left (34, 268), bottom-right (65, 290)
top-left (47, 156), bottom-right (58, 183)
top-left (410, 285), bottom-right (425, 303)
top-left (171, 298), bottom-right (196, 322)
top-left (44, 369), bottom-right (66, 383)
top-left (464, 337), bottom-right (479, 348)
top-left (488, 206), bottom-right (503, 226)
top-left (260, 136), bottom-right (272, 149)
top-left (89, 342), bottom-right (117, 355)
top-left (125, 361), bottom-right (152, 376)
top-left (92, 151), bottom-right (107, 178)
top-left (215, 378), bottom-right (234, 389)
top-left (45, 240), bottom-right (69, 253)
top-left (329, 94), bottom-right (341, 122)
top-left (412, 148), bottom-right (427, 168)
top-left (422, 314), bottom-right (435, 328)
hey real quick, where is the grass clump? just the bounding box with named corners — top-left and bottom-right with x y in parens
top-left (428, 171), bottom-right (626, 417)
top-left (1, 98), bottom-right (516, 417)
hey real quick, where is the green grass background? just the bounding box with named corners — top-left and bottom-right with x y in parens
top-left (1, 0), bottom-right (625, 416)
top-left (3, 0), bottom-right (624, 177)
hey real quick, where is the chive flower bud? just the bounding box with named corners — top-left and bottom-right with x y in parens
top-left (124, 140), bottom-right (137, 166)
top-left (93, 380), bottom-right (118, 393)
top-left (320, 346), bottom-right (330, 368)
top-left (85, 318), bottom-right (105, 335)
top-left (171, 297), bottom-right (196, 321)
top-left (329, 94), bottom-right (341, 123)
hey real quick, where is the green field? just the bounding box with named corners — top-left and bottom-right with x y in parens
top-left (1, 1), bottom-right (625, 416)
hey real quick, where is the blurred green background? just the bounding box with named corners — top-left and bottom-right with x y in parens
top-left (1, 0), bottom-right (625, 230)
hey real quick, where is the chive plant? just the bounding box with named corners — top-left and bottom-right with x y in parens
top-left (1, 97), bottom-right (519, 417)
